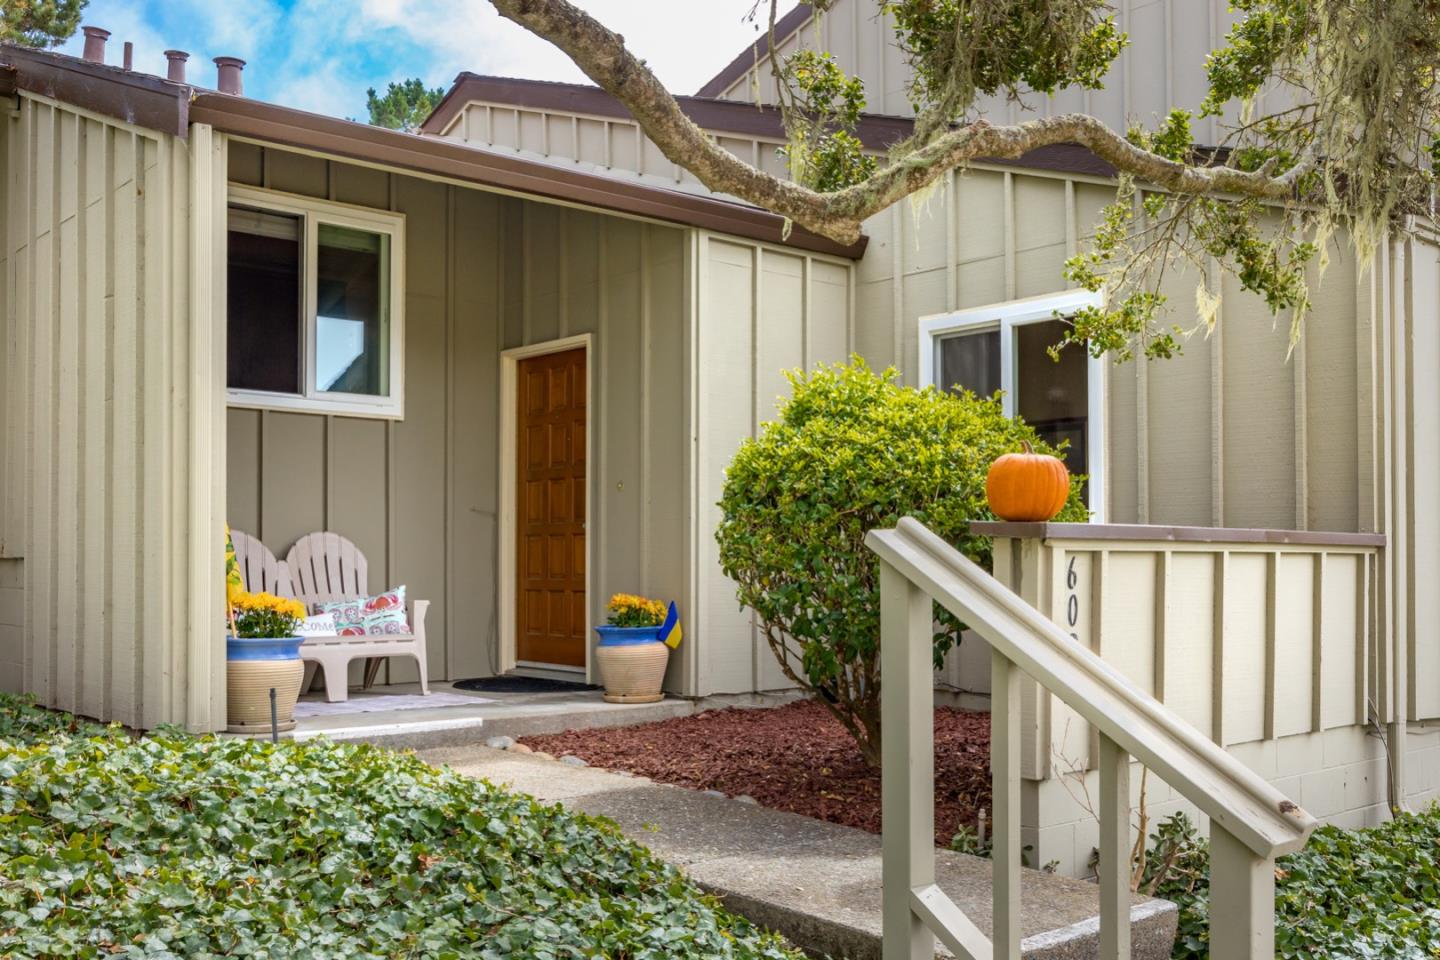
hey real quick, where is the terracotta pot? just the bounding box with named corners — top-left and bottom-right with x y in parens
top-left (226, 635), bottom-right (305, 734)
top-left (593, 626), bottom-right (669, 703)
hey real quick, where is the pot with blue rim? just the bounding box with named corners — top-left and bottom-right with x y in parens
top-left (593, 624), bottom-right (669, 703)
top-left (226, 634), bottom-right (305, 734)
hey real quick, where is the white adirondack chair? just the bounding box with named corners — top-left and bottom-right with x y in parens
top-left (229, 529), bottom-right (295, 597)
top-left (284, 532), bottom-right (430, 702)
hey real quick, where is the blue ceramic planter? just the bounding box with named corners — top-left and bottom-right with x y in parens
top-left (226, 635), bottom-right (305, 660)
top-left (225, 635), bottom-right (306, 735)
top-left (594, 624), bottom-right (664, 646)
top-left (593, 624), bottom-right (669, 703)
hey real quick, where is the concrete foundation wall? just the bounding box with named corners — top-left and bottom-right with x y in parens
top-left (1025, 726), bottom-right (1392, 878)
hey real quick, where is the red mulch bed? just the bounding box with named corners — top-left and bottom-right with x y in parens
top-left (520, 699), bottom-right (990, 847)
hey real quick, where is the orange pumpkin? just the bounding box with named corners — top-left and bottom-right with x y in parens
top-left (985, 442), bottom-right (1070, 522)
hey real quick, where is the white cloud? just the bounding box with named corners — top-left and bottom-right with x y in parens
top-left (56, 0), bottom-right (775, 117)
top-left (56, 0), bottom-right (170, 73)
top-left (350, 0), bottom-right (766, 92)
top-left (57, 0), bottom-right (283, 85)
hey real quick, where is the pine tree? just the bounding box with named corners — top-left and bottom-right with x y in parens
top-left (366, 79), bottom-right (445, 133)
top-left (2, 0), bottom-right (87, 48)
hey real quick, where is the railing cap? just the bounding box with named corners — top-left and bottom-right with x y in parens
top-left (969, 520), bottom-right (1385, 549)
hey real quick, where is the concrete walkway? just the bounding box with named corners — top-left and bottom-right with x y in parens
top-left (420, 744), bottom-right (1177, 959)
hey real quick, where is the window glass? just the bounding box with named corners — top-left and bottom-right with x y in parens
top-left (936, 329), bottom-right (1001, 397)
top-left (1015, 319), bottom-right (1089, 498)
top-left (316, 224), bottom-right (389, 396)
top-left (228, 207), bottom-right (301, 393)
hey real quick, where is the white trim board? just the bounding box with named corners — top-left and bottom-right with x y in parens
top-left (498, 334), bottom-right (596, 679)
top-left (919, 289), bottom-right (1107, 523)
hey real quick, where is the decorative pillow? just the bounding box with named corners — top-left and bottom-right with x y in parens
top-left (314, 586), bottom-right (409, 637)
top-left (362, 586), bottom-right (409, 635)
top-left (313, 598), bottom-right (366, 636)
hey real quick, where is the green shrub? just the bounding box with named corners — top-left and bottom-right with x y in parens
top-left (716, 358), bottom-right (1086, 766)
top-left (0, 701), bottom-right (801, 959)
top-left (1147, 808), bottom-right (1440, 959)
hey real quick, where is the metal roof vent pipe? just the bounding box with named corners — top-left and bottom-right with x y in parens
top-left (164, 50), bottom-right (189, 83)
top-left (81, 26), bottom-right (110, 64)
top-left (214, 56), bottom-right (245, 95)
top-left (122, 41), bottom-right (133, 71)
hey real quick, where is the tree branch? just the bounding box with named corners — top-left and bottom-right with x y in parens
top-left (490, 0), bottom-right (1312, 245)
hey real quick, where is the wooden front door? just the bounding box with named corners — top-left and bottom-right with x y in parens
top-left (515, 347), bottom-right (587, 667)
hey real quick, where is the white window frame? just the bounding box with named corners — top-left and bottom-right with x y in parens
top-left (919, 289), bottom-right (1107, 522)
top-left (225, 185), bottom-right (406, 419)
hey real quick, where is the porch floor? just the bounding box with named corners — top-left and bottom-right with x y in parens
top-left (281, 681), bottom-right (796, 751)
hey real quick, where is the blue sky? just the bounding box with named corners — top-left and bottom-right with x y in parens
top-left (60, 1), bottom-right (769, 120)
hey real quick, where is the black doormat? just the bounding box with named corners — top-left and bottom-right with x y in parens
top-left (452, 675), bottom-right (601, 694)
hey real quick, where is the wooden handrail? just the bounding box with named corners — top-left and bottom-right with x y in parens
top-left (869, 516), bottom-right (1318, 959)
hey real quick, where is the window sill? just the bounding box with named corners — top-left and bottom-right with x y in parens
top-left (226, 390), bottom-right (404, 421)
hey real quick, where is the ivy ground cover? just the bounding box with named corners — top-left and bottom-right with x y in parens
top-left (0, 695), bottom-right (801, 960)
top-left (1161, 807), bottom-right (1440, 959)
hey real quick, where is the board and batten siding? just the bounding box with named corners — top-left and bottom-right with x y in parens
top-left (854, 164), bottom-right (1371, 536)
top-left (984, 526), bottom-right (1383, 875)
top-left (224, 143), bottom-right (693, 689)
top-left (0, 109), bottom-right (17, 688)
top-left (711, 0), bottom-right (1254, 146)
top-left (433, 94), bottom-right (1373, 535)
top-left (435, 98), bottom-right (791, 203)
top-left (1400, 236), bottom-right (1440, 721)
top-left (0, 93), bottom-right (228, 729)
top-left (692, 233), bottom-right (855, 696)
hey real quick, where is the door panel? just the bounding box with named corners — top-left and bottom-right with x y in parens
top-left (515, 347), bottom-right (588, 667)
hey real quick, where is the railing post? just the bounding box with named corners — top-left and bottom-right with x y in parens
top-left (880, 559), bottom-right (935, 960)
top-left (1209, 824), bottom-right (1276, 959)
top-left (991, 648), bottom-right (1022, 959)
top-left (1097, 733), bottom-right (1131, 959)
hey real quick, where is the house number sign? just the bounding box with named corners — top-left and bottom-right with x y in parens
top-left (1066, 556), bottom-right (1080, 642)
top-left (1059, 553), bottom-right (1091, 651)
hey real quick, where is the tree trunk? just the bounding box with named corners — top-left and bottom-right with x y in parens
top-left (489, 0), bottom-right (1313, 246)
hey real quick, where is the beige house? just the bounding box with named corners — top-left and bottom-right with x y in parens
top-left (419, 1), bottom-right (1440, 851)
top-left (0, 34), bottom-right (862, 733)
top-left (2, 2), bottom-right (1439, 875)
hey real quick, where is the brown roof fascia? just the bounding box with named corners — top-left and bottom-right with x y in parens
top-left (421, 74), bottom-right (1117, 180)
top-left (695, 2), bottom-right (813, 98)
top-left (190, 93), bottom-right (867, 259)
top-left (0, 43), bottom-right (188, 136)
top-left (0, 64), bottom-right (17, 98)
top-left (422, 73), bottom-right (915, 152)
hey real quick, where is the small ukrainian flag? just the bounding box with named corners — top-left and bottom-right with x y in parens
top-left (659, 601), bottom-right (683, 649)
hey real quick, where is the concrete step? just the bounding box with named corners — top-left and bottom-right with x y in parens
top-left (420, 745), bottom-right (1178, 959)
top-left (286, 686), bottom-right (701, 751)
top-left (283, 686), bottom-right (797, 752)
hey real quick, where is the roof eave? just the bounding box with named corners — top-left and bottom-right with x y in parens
top-left (0, 43), bottom-right (189, 136)
top-left (0, 44), bottom-right (864, 260)
top-left (190, 93), bottom-right (867, 259)
top-left (421, 74), bottom-right (915, 154)
top-left (419, 75), bottom-right (1121, 181)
